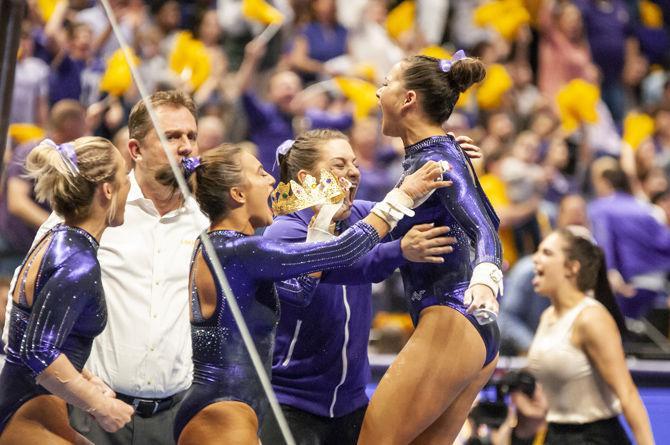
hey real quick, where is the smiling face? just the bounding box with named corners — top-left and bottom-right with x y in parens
top-left (238, 151), bottom-right (276, 229)
top-left (376, 62), bottom-right (409, 138)
top-left (309, 138), bottom-right (361, 221)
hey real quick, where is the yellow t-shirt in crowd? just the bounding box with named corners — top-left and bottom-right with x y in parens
top-left (480, 173), bottom-right (517, 267)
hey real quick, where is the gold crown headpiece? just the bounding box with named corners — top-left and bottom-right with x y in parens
top-left (272, 170), bottom-right (349, 216)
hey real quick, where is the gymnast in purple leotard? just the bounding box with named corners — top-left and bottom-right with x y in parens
top-left (0, 137), bottom-right (133, 444)
top-left (358, 53), bottom-right (504, 445)
top-left (155, 144), bottom-right (450, 445)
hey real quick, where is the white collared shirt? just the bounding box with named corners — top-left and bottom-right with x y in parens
top-left (4, 172), bottom-right (209, 398)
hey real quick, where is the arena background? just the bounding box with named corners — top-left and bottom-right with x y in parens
top-left (1, 0), bottom-right (670, 442)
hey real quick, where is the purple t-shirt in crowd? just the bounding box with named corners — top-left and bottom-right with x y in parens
top-left (574, 0), bottom-right (632, 85)
top-left (48, 55), bottom-right (104, 106)
top-left (241, 92), bottom-right (353, 178)
top-left (302, 22), bottom-right (348, 63)
top-left (297, 22), bottom-right (348, 83)
top-left (49, 56), bottom-right (86, 105)
top-left (0, 142), bottom-right (51, 254)
top-left (589, 192), bottom-right (670, 280)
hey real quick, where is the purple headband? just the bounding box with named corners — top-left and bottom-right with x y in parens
top-left (439, 49), bottom-right (467, 73)
top-left (182, 156), bottom-right (201, 178)
top-left (42, 138), bottom-right (79, 176)
top-left (274, 139), bottom-right (295, 171)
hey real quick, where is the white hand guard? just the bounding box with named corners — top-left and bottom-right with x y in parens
top-left (306, 202), bottom-right (341, 243)
top-left (469, 262), bottom-right (504, 297)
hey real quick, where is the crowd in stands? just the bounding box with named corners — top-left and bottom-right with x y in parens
top-left (2, 0), bottom-right (670, 357)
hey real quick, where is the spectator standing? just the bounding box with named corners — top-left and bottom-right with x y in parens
top-left (588, 159), bottom-right (670, 319)
top-left (499, 194), bottom-right (589, 355)
top-left (289, 0), bottom-right (349, 83)
top-left (0, 100), bottom-right (87, 275)
top-left (10, 22), bottom-right (49, 127)
top-left (538, 1), bottom-right (595, 102)
top-left (235, 38), bottom-right (352, 177)
top-left (573, 0), bottom-right (637, 122)
top-left (528, 227), bottom-right (654, 444)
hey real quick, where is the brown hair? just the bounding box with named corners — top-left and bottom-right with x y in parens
top-left (278, 129), bottom-right (348, 183)
top-left (156, 144), bottom-right (244, 222)
top-left (402, 55), bottom-right (486, 124)
top-left (48, 100), bottom-right (85, 133)
top-left (66, 22), bottom-right (91, 40)
top-left (556, 228), bottom-right (627, 336)
top-left (128, 90), bottom-right (197, 142)
top-left (26, 137), bottom-right (121, 221)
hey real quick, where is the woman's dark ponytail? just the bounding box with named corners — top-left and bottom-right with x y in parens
top-left (558, 227), bottom-right (628, 338)
top-left (594, 249), bottom-right (628, 338)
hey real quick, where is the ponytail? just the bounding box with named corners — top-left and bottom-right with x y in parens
top-left (594, 250), bottom-right (628, 337)
top-left (155, 144), bottom-right (243, 222)
top-left (27, 136), bottom-right (119, 221)
top-left (558, 227), bottom-right (628, 338)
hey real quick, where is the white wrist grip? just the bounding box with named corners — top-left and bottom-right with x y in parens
top-left (371, 188), bottom-right (415, 230)
top-left (469, 262), bottom-right (504, 297)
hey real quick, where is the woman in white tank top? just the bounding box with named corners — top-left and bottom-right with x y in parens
top-left (527, 227), bottom-right (654, 445)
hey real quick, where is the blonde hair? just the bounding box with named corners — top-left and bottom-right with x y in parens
top-left (26, 136), bottom-right (121, 221)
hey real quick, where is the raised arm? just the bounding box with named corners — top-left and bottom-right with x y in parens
top-left (236, 220), bottom-right (382, 282)
top-left (263, 206), bottom-right (405, 286)
top-left (247, 160), bottom-right (450, 282)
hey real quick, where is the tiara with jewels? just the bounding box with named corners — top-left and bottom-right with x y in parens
top-left (272, 170), bottom-right (349, 216)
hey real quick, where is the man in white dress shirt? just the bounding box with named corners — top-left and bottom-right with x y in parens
top-left (5, 90), bottom-right (209, 444)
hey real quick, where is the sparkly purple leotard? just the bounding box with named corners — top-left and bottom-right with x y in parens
top-left (173, 221), bottom-right (380, 440)
top-left (391, 135), bottom-right (502, 365)
top-left (0, 224), bottom-right (106, 432)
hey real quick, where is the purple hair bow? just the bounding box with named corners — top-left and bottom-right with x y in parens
top-left (274, 139), bottom-right (295, 171)
top-left (182, 156), bottom-right (201, 178)
top-left (439, 49), bottom-right (467, 73)
top-left (42, 138), bottom-right (79, 176)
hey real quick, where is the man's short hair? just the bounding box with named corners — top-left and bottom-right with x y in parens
top-left (128, 90), bottom-right (197, 142)
top-left (49, 99), bottom-right (85, 132)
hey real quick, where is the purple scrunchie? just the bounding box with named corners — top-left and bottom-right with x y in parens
top-left (42, 138), bottom-right (79, 176)
top-left (182, 156), bottom-right (201, 178)
top-left (438, 49), bottom-right (467, 73)
top-left (273, 139), bottom-right (295, 171)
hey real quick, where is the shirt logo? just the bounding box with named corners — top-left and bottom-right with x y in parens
top-left (411, 289), bottom-right (426, 302)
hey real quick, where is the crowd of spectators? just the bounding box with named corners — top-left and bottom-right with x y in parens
top-left (2, 0), bottom-right (670, 358)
